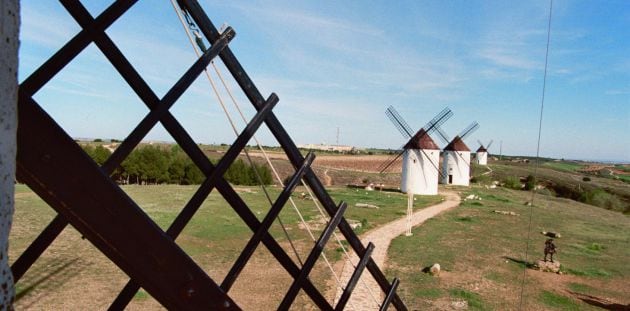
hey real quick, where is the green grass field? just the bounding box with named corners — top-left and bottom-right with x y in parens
top-left (386, 185), bottom-right (630, 310)
top-left (9, 183), bottom-right (440, 309)
top-left (9, 156), bottom-right (630, 309)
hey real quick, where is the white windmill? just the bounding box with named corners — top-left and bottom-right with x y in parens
top-left (379, 106), bottom-right (452, 236)
top-left (476, 140), bottom-right (493, 165)
top-left (438, 122), bottom-right (479, 186)
top-left (379, 106), bottom-right (452, 195)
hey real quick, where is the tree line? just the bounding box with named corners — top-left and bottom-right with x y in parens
top-left (81, 144), bottom-right (273, 186)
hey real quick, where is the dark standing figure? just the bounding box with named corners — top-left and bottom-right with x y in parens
top-left (544, 238), bottom-right (557, 262)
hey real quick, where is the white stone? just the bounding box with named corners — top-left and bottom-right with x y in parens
top-left (429, 263), bottom-right (441, 276)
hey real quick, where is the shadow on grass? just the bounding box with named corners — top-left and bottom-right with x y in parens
top-left (502, 256), bottom-right (536, 269)
top-left (568, 291), bottom-right (630, 311)
top-left (15, 257), bottom-right (83, 303)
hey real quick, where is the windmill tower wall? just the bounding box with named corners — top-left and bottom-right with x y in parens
top-left (401, 149), bottom-right (439, 195)
top-left (442, 151), bottom-right (471, 186)
top-left (477, 151), bottom-right (488, 165)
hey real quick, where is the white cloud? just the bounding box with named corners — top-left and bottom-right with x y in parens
top-left (20, 4), bottom-right (78, 49)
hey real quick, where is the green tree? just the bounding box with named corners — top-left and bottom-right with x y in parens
top-left (92, 145), bottom-right (111, 166)
top-left (81, 144), bottom-right (111, 166)
top-left (183, 160), bottom-right (204, 185)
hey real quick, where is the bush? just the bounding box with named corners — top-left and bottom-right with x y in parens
top-left (524, 175), bottom-right (536, 190)
top-left (224, 159), bottom-right (273, 186)
top-left (503, 176), bottom-right (522, 190)
top-left (582, 176), bottom-right (591, 182)
top-left (471, 175), bottom-right (490, 184)
top-left (580, 189), bottom-right (625, 212)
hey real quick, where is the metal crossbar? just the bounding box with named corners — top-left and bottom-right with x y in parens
top-left (13, 0), bottom-right (407, 309)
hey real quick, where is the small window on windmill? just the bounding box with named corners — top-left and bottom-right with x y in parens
top-left (413, 159), bottom-right (416, 163)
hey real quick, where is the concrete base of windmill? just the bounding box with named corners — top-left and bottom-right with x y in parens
top-left (405, 232), bottom-right (413, 236)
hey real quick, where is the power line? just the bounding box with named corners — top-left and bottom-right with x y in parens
top-left (519, 0), bottom-right (553, 309)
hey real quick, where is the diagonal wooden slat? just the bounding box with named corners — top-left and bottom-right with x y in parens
top-left (379, 278), bottom-right (400, 311)
top-left (278, 201), bottom-right (349, 310)
top-left (21, 0), bottom-right (138, 95)
top-left (334, 242), bottom-right (375, 311)
top-left (10, 214), bottom-right (67, 282)
top-left (15, 1), bottom-right (407, 309)
top-left (109, 93), bottom-right (279, 309)
top-left (221, 152), bottom-right (316, 292)
top-left (101, 27), bottom-right (235, 170)
top-left (179, 1), bottom-right (407, 309)
top-left (16, 95), bottom-right (238, 310)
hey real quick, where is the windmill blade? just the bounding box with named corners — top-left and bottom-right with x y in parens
top-left (458, 122), bottom-right (480, 140)
top-left (477, 139), bottom-right (484, 148)
top-left (434, 127), bottom-right (451, 145)
top-left (423, 107), bottom-right (453, 135)
top-left (378, 150), bottom-right (405, 173)
top-left (486, 140), bottom-right (494, 150)
top-left (387, 106), bottom-right (414, 137)
top-left (386, 107), bottom-right (413, 139)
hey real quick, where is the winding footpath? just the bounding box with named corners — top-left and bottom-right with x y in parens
top-left (333, 190), bottom-right (461, 310)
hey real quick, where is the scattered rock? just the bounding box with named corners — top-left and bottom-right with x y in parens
top-left (541, 231), bottom-right (561, 238)
top-left (524, 201), bottom-right (532, 206)
top-left (534, 260), bottom-right (561, 273)
top-left (429, 263), bottom-right (441, 276)
top-left (451, 300), bottom-right (468, 309)
top-left (493, 210), bottom-right (519, 216)
top-left (298, 192), bottom-right (311, 200)
top-left (464, 194), bottom-right (482, 201)
top-left (489, 184), bottom-right (497, 189)
top-left (365, 183), bottom-right (374, 191)
top-left (347, 219), bottom-right (362, 229)
top-left (355, 203), bottom-right (379, 209)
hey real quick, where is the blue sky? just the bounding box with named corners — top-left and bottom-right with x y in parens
top-left (19, 1), bottom-right (629, 162)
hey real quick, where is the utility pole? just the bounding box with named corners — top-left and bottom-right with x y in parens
top-left (336, 127), bottom-right (339, 145)
top-left (500, 140), bottom-right (503, 161)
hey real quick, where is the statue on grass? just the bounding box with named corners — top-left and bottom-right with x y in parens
top-left (544, 238), bottom-right (557, 262)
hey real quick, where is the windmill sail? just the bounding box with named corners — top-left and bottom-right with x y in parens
top-left (459, 121), bottom-right (479, 140)
top-left (380, 106), bottom-right (451, 181)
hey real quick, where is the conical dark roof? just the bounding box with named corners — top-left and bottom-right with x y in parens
top-left (444, 136), bottom-right (470, 152)
top-left (476, 145), bottom-right (487, 152)
top-left (403, 129), bottom-right (440, 150)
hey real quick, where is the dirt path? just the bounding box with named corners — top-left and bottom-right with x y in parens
top-left (333, 190), bottom-right (461, 310)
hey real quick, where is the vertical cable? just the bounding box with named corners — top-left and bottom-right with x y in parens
top-left (519, 0), bottom-right (553, 309)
